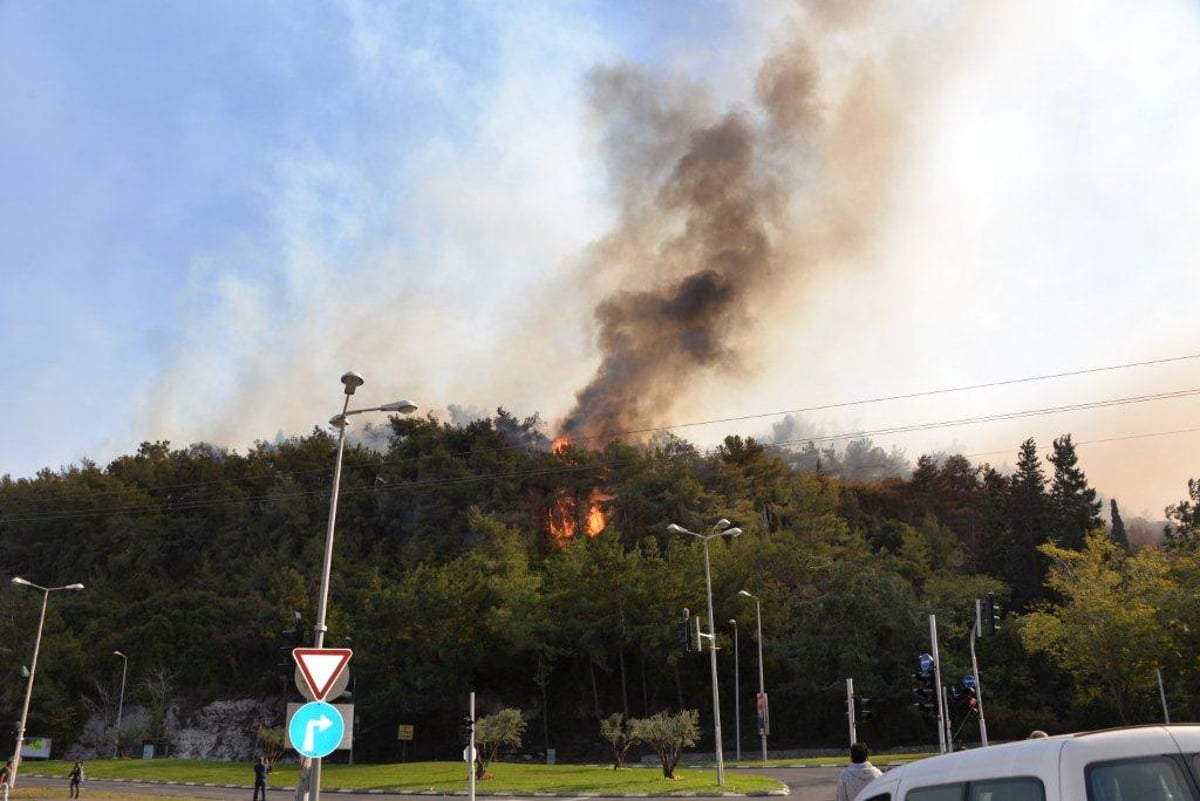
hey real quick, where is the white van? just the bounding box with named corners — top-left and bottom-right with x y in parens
top-left (857, 724), bottom-right (1200, 801)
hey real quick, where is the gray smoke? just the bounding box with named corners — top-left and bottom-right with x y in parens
top-left (558, 7), bottom-right (911, 445)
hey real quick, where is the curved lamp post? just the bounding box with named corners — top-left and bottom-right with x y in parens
top-left (113, 650), bottom-right (128, 758)
top-left (10, 577), bottom-right (84, 787)
top-left (666, 519), bottom-right (741, 786)
top-left (738, 589), bottom-right (768, 762)
top-left (302, 371), bottom-right (416, 801)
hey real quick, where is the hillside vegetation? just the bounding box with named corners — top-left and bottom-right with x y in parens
top-left (1, 410), bottom-right (1198, 760)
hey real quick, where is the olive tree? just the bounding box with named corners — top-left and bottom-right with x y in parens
top-left (599, 713), bottom-right (635, 769)
top-left (474, 708), bottom-right (527, 779)
top-left (628, 709), bottom-right (699, 779)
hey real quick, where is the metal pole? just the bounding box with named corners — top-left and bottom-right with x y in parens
top-left (296, 392), bottom-right (352, 801)
top-left (1158, 668), bottom-right (1170, 723)
top-left (752, 597), bottom-right (766, 761)
top-left (469, 692), bottom-right (476, 801)
top-left (731, 620), bottom-right (741, 761)
top-left (701, 536), bottom-right (726, 786)
top-left (114, 651), bottom-right (128, 758)
top-left (929, 614), bottom-right (947, 754)
top-left (846, 678), bottom-right (856, 746)
top-left (969, 600), bottom-right (989, 746)
top-left (11, 588), bottom-right (50, 788)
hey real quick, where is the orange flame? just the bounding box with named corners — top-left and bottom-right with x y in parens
top-left (545, 436), bottom-right (608, 546)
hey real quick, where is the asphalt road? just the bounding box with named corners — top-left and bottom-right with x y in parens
top-left (18, 765), bottom-right (844, 801)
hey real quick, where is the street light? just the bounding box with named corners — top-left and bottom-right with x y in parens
top-left (300, 370), bottom-right (417, 801)
top-left (729, 619), bottom-right (740, 762)
top-left (738, 589), bottom-right (768, 762)
top-left (113, 651), bottom-right (128, 758)
top-left (667, 519), bottom-right (742, 786)
top-left (9, 577), bottom-right (84, 788)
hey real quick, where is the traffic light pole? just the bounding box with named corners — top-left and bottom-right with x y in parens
top-left (468, 692), bottom-right (476, 801)
top-left (929, 614), bottom-right (947, 754)
top-left (970, 600), bottom-right (989, 746)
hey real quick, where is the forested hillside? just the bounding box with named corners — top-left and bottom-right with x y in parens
top-left (1, 410), bottom-right (1197, 760)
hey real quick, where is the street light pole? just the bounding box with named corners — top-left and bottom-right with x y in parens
top-left (113, 651), bottom-right (128, 758)
top-left (298, 371), bottom-right (416, 801)
top-left (667, 520), bottom-right (742, 786)
top-left (730, 619), bottom-right (740, 762)
top-left (9, 577), bottom-right (84, 788)
top-left (738, 589), bottom-right (768, 762)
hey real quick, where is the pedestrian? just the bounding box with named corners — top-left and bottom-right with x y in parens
top-left (252, 755), bottom-right (270, 801)
top-left (836, 742), bottom-right (882, 801)
top-left (0, 758), bottom-right (11, 801)
top-left (68, 757), bottom-right (84, 798)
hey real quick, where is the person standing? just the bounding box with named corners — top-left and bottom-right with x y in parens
top-left (0, 759), bottom-right (11, 801)
top-left (836, 742), bottom-right (882, 801)
top-left (252, 755), bottom-right (270, 801)
top-left (68, 757), bottom-right (84, 798)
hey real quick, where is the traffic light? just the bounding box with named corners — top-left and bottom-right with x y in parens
top-left (276, 613), bottom-right (304, 673)
top-left (853, 696), bottom-right (874, 720)
top-left (912, 653), bottom-right (937, 717)
top-left (961, 675), bottom-right (978, 713)
top-left (678, 608), bottom-right (692, 652)
top-left (949, 676), bottom-right (978, 716)
top-left (980, 592), bottom-right (1001, 636)
top-left (461, 716), bottom-right (475, 742)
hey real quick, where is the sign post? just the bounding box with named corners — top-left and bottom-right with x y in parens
top-left (287, 649), bottom-right (354, 772)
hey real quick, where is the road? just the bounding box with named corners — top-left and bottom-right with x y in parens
top-left (19, 765), bottom-right (843, 801)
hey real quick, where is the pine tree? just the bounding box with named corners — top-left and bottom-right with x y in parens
top-left (1048, 434), bottom-right (1102, 551)
top-left (1109, 498), bottom-right (1131, 554)
top-left (1006, 438), bottom-right (1052, 608)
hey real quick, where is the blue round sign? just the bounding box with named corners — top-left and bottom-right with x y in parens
top-left (289, 701), bottom-right (345, 759)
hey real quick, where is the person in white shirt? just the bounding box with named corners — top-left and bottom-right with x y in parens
top-left (836, 742), bottom-right (883, 801)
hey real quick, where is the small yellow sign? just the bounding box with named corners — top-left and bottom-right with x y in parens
top-left (397, 724), bottom-right (414, 741)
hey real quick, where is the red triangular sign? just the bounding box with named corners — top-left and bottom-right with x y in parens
top-left (293, 648), bottom-right (352, 701)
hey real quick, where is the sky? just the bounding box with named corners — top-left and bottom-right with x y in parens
top-left (2, 0), bottom-right (1198, 521)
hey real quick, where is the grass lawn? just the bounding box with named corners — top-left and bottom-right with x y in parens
top-left (23, 758), bottom-right (785, 795)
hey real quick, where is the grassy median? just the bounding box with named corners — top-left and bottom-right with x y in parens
top-left (23, 757), bottom-right (787, 795)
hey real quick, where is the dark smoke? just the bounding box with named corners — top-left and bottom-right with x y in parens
top-left (558, 35), bottom-right (832, 446)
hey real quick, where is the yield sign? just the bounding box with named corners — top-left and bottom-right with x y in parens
top-left (293, 648), bottom-right (352, 701)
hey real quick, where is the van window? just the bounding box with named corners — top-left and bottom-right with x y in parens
top-left (906, 778), bottom-right (1042, 801)
top-left (908, 785), bottom-right (962, 801)
top-left (1087, 757), bottom-right (1195, 801)
top-left (860, 795), bottom-right (890, 801)
top-left (968, 778), bottom-right (1045, 801)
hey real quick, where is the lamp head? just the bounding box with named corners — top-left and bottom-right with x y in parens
top-left (114, 650), bottom-right (126, 658)
top-left (729, 619), bottom-right (736, 626)
top-left (738, 589), bottom-right (754, 598)
top-left (666, 523), bottom-right (687, 535)
top-left (724, 527), bottom-right (743, 538)
top-left (10, 577), bottom-right (31, 587)
top-left (340, 371), bottom-right (365, 395)
top-left (65, 583), bottom-right (85, 591)
top-left (714, 518), bottom-right (732, 530)
top-left (379, 400), bottom-right (418, 414)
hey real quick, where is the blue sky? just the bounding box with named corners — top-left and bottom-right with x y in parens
top-left (3, 0), bottom-right (1199, 520)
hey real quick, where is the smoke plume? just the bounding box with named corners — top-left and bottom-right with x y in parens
top-left (558, 6), bottom-right (914, 445)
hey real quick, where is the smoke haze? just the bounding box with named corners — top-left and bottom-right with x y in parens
top-left (6, 0), bottom-right (1199, 519)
